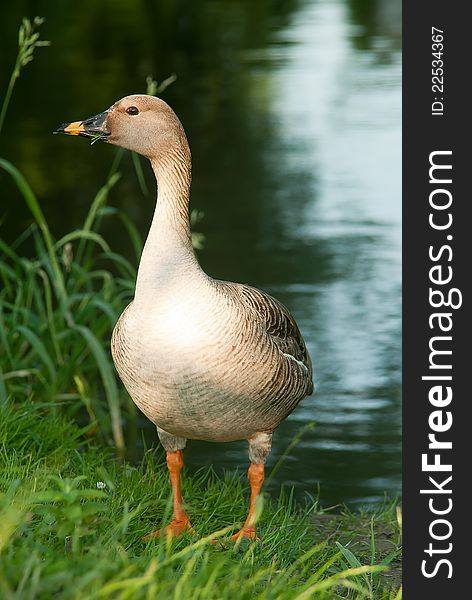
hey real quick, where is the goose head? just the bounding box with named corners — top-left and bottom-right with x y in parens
top-left (56, 94), bottom-right (187, 160)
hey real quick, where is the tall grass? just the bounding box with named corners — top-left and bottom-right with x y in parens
top-left (0, 158), bottom-right (136, 453)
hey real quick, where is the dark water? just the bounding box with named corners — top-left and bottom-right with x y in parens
top-left (1, 0), bottom-right (401, 507)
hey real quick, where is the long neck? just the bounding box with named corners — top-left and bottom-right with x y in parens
top-left (134, 145), bottom-right (200, 301)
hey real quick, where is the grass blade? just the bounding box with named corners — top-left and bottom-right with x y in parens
top-left (16, 325), bottom-right (56, 384)
top-left (75, 173), bottom-right (121, 264)
top-left (71, 324), bottom-right (124, 455)
top-left (0, 159), bottom-right (68, 311)
top-left (335, 541), bottom-right (362, 568)
top-left (55, 230), bottom-right (110, 253)
top-left (131, 152), bottom-right (148, 196)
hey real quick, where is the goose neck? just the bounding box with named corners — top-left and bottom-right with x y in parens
top-left (134, 152), bottom-right (199, 300)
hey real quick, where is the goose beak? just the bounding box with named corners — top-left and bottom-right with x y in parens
top-left (55, 110), bottom-right (110, 140)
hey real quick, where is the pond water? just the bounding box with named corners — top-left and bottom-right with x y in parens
top-left (1, 0), bottom-right (401, 507)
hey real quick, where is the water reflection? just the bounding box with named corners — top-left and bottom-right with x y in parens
top-left (1, 0), bottom-right (401, 507)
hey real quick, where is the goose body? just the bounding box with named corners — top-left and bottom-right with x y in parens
top-left (57, 94), bottom-right (314, 539)
top-left (112, 279), bottom-right (312, 442)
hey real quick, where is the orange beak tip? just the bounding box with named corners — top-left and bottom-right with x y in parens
top-left (55, 121), bottom-right (85, 136)
top-left (63, 121), bottom-right (85, 135)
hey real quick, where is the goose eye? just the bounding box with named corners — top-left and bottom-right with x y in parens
top-left (126, 106), bottom-right (139, 116)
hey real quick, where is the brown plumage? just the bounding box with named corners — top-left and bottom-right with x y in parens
top-left (57, 94), bottom-right (314, 541)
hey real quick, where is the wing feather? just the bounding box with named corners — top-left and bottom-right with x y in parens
top-left (220, 282), bottom-right (314, 397)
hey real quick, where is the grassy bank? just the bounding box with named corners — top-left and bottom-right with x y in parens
top-left (0, 401), bottom-right (401, 599)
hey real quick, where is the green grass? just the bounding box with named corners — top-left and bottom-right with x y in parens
top-left (0, 17), bottom-right (402, 599)
top-left (0, 400), bottom-right (402, 599)
top-left (0, 158), bottom-right (134, 454)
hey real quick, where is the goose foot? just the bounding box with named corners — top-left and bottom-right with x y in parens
top-left (231, 526), bottom-right (259, 542)
top-left (144, 515), bottom-right (193, 539)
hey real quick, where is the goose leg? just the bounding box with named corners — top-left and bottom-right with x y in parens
top-left (232, 432), bottom-right (272, 541)
top-left (145, 429), bottom-right (192, 538)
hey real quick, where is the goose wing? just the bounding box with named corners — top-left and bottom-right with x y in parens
top-left (224, 282), bottom-right (314, 397)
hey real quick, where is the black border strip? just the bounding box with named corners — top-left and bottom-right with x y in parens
top-left (403, 2), bottom-right (469, 596)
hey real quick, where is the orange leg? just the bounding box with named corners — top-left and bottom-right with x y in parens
top-left (231, 462), bottom-right (264, 541)
top-left (144, 450), bottom-right (193, 539)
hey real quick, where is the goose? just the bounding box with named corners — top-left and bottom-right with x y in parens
top-left (56, 95), bottom-right (314, 540)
